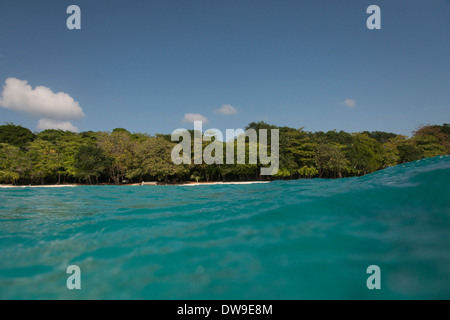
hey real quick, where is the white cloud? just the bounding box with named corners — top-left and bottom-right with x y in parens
top-left (0, 78), bottom-right (85, 120)
top-left (37, 119), bottom-right (79, 132)
top-left (182, 113), bottom-right (209, 124)
top-left (344, 99), bottom-right (356, 108)
top-left (215, 104), bottom-right (238, 115)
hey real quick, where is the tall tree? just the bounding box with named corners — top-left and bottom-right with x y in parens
top-left (97, 130), bottom-right (134, 184)
top-left (413, 125), bottom-right (450, 156)
top-left (36, 129), bottom-right (86, 183)
top-left (347, 133), bottom-right (383, 175)
top-left (27, 139), bottom-right (60, 184)
top-left (413, 134), bottom-right (447, 158)
top-left (0, 123), bottom-right (35, 148)
top-left (380, 137), bottom-right (401, 168)
top-left (395, 138), bottom-right (423, 163)
top-left (74, 145), bottom-right (110, 184)
top-left (0, 143), bottom-right (31, 184)
top-left (314, 143), bottom-right (348, 178)
top-left (134, 136), bottom-right (189, 183)
top-left (280, 128), bottom-right (316, 173)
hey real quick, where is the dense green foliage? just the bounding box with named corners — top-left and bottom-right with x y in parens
top-left (0, 123), bottom-right (35, 147)
top-left (0, 123), bottom-right (449, 184)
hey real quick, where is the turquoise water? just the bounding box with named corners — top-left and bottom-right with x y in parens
top-left (1, 156), bottom-right (449, 299)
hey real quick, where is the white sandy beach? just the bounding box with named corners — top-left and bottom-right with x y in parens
top-left (0, 184), bottom-right (79, 188)
top-left (0, 181), bottom-right (271, 188)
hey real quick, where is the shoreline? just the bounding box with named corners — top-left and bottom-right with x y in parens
top-left (0, 181), bottom-right (271, 188)
top-left (0, 184), bottom-right (79, 188)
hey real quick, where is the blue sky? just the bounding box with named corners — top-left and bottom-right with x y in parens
top-left (0, 0), bottom-right (449, 136)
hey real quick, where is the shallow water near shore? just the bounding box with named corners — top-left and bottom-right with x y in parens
top-left (1, 156), bottom-right (449, 299)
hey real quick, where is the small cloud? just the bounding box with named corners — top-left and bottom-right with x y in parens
top-left (0, 77), bottom-right (84, 120)
top-left (215, 104), bottom-right (238, 115)
top-left (37, 119), bottom-right (79, 132)
top-left (344, 99), bottom-right (356, 108)
top-left (182, 113), bottom-right (209, 124)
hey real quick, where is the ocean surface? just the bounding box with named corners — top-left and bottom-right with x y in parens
top-left (1, 156), bottom-right (449, 299)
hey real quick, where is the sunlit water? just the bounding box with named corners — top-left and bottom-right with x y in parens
top-left (1, 156), bottom-right (449, 299)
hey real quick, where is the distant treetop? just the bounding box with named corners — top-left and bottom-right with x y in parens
top-left (0, 123), bottom-right (35, 147)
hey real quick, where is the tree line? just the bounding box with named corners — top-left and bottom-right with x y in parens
top-left (0, 122), bottom-right (449, 185)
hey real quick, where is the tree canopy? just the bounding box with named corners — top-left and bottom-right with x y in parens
top-left (0, 123), bottom-right (35, 147)
top-left (0, 123), bottom-right (448, 185)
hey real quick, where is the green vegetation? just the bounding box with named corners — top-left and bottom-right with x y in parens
top-left (0, 123), bottom-right (35, 147)
top-left (0, 123), bottom-right (449, 185)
